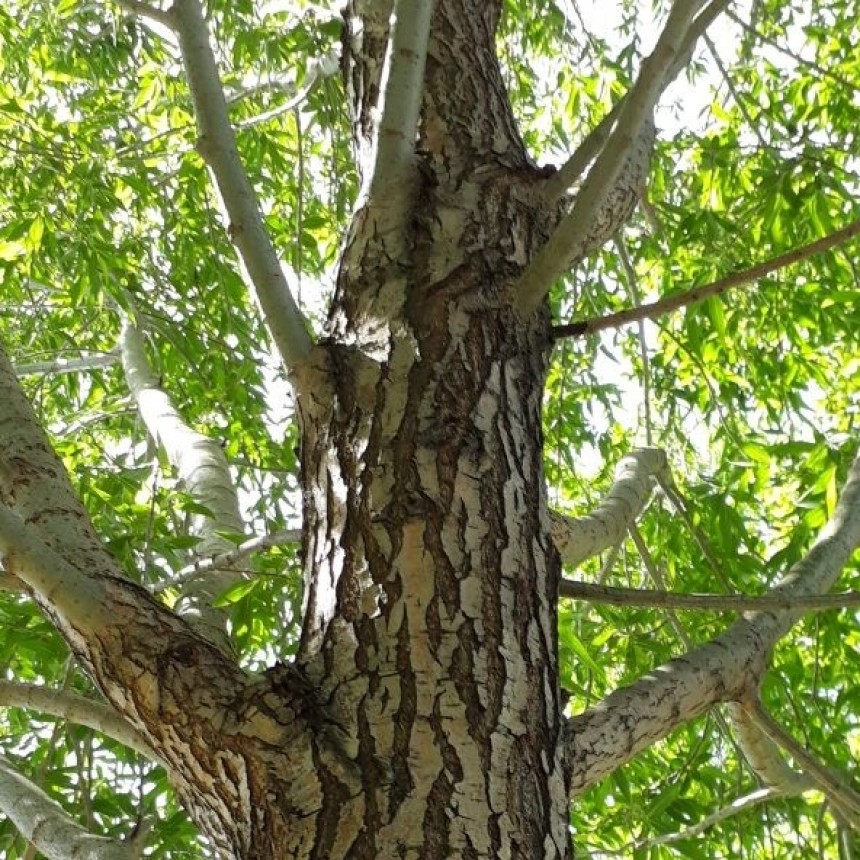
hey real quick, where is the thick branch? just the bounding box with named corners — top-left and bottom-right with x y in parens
top-left (554, 217), bottom-right (860, 339)
top-left (170, 0), bottom-right (313, 372)
top-left (0, 755), bottom-right (139, 860)
top-left (363, 0), bottom-right (434, 232)
top-left (0, 502), bottom-right (112, 629)
top-left (0, 569), bottom-right (24, 591)
top-left (0, 336), bottom-right (260, 773)
top-left (514, 0), bottom-right (708, 314)
top-left (120, 321), bottom-right (243, 651)
top-left (0, 680), bottom-right (157, 762)
top-left (550, 448), bottom-right (667, 568)
top-left (568, 445), bottom-right (860, 793)
top-left (544, 0), bottom-right (729, 202)
top-left (0, 345), bottom-right (128, 594)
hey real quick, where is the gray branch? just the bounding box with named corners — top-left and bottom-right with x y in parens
top-left (550, 448), bottom-right (668, 568)
top-left (0, 681), bottom-right (158, 763)
top-left (15, 353), bottom-right (118, 378)
top-left (559, 580), bottom-right (860, 612)
top-left (515, 0), bottom-right (715, 314)
top-left (361, 0), bottom-right (434, 242)
top-left (568, 445), bottom-right (860, 794)
top-left (0, 754), bottom-right (140, 860)
top-left (120, 320), bottom-right (245, 653)
top-left (170, 0), bottom-right (313, 372)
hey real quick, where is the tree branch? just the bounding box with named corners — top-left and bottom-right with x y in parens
top-left (120, 320), bottom-right (245, 652)
top-left (0, 754), bottom-right (140, 860)
top-left (740, 696), bottom-right (860, 827)
top-left (169, 0), bottom-right (313, 372)
top-left (115, 0), bottom-right (173, 28)
top-left (725, 8), bottom-right (860, 95)
top-left (0, 335), bottom-right (258, 760)
top-left (725, 701), bottom-right (811, 792)
top-left (153, 528), bottom-right (301, 594)
top-left (0, 346), bottom-right (126, 596)
top-left (554, 216), bottom-right (860, 339)
top-left (550, 448), bottom-right (668, 568)
top-left (544, 0), bottom-right (729, 202)
top-left (542, 99), bottom-right (624, 205)
top-left (232, 51), bottom-right (340, 131)
top-left (0, 502), bottom-right (111, 630)
top-left (615, 235), bottom-right (653, 442)
top-left (14, 352), bottom-right (118, 378)
top-left (0, 681), bottom-right (157, 762)
top-left (568, 444), bottom-right (860, 794)
top-left (560, 580), bottom-right (860, 612)
top-left (0, 569), bottom-right (24, 591)
top-left (514, 0), bottom-right (710, 315)
top-left (363, 0), bottom-right (434, 228)
top-left (634, 787), bottom-right (787, 850)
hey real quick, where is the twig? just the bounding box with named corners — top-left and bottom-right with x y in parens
top-left (704, 33), bottom-right (770, 151)
top-left (559, 580), bottom-right (860, 612)
top-left (635, 787), bottom-right (783, 849)
top-left (614, 235), bottom-right (652, 444)
top-left (726, 8), bottom-right (860, 95)
top-left (152, 528), bottom-right (301, 593)
top-left (553, 217), bottom-right (860, 339)
top-left (234, 52), bottom-right (339, 131)
top-left (170, 0), bottom-right (313, 371)
top-left (657, 474), bottom-right (733, 591)
top-left (629, 523), bottom-right (691, 647)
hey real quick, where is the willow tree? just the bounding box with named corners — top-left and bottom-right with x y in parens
top-left (2, 0), bottom-right (860, 857)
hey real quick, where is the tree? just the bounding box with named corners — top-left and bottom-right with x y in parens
top-left (1, 0), bottom-right (859, 856)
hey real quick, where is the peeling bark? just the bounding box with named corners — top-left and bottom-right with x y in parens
top-left (294, 7), bottom-right (572, 845)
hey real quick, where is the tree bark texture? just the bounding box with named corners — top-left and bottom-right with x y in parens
top-left (287, 3), bottom-right (572, 854)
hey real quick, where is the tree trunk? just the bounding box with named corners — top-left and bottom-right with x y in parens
top-left (10, 1), bottom-right (860, 856)
top-left (265, 3), bottom-right (572, 854)
top-left (289, 191), bottom-right (568, 858)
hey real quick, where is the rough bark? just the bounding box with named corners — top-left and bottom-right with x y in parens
top-left (286, 3), bottom-right (573, 852)
top-left (293, 196), bottom-right (568, 857)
